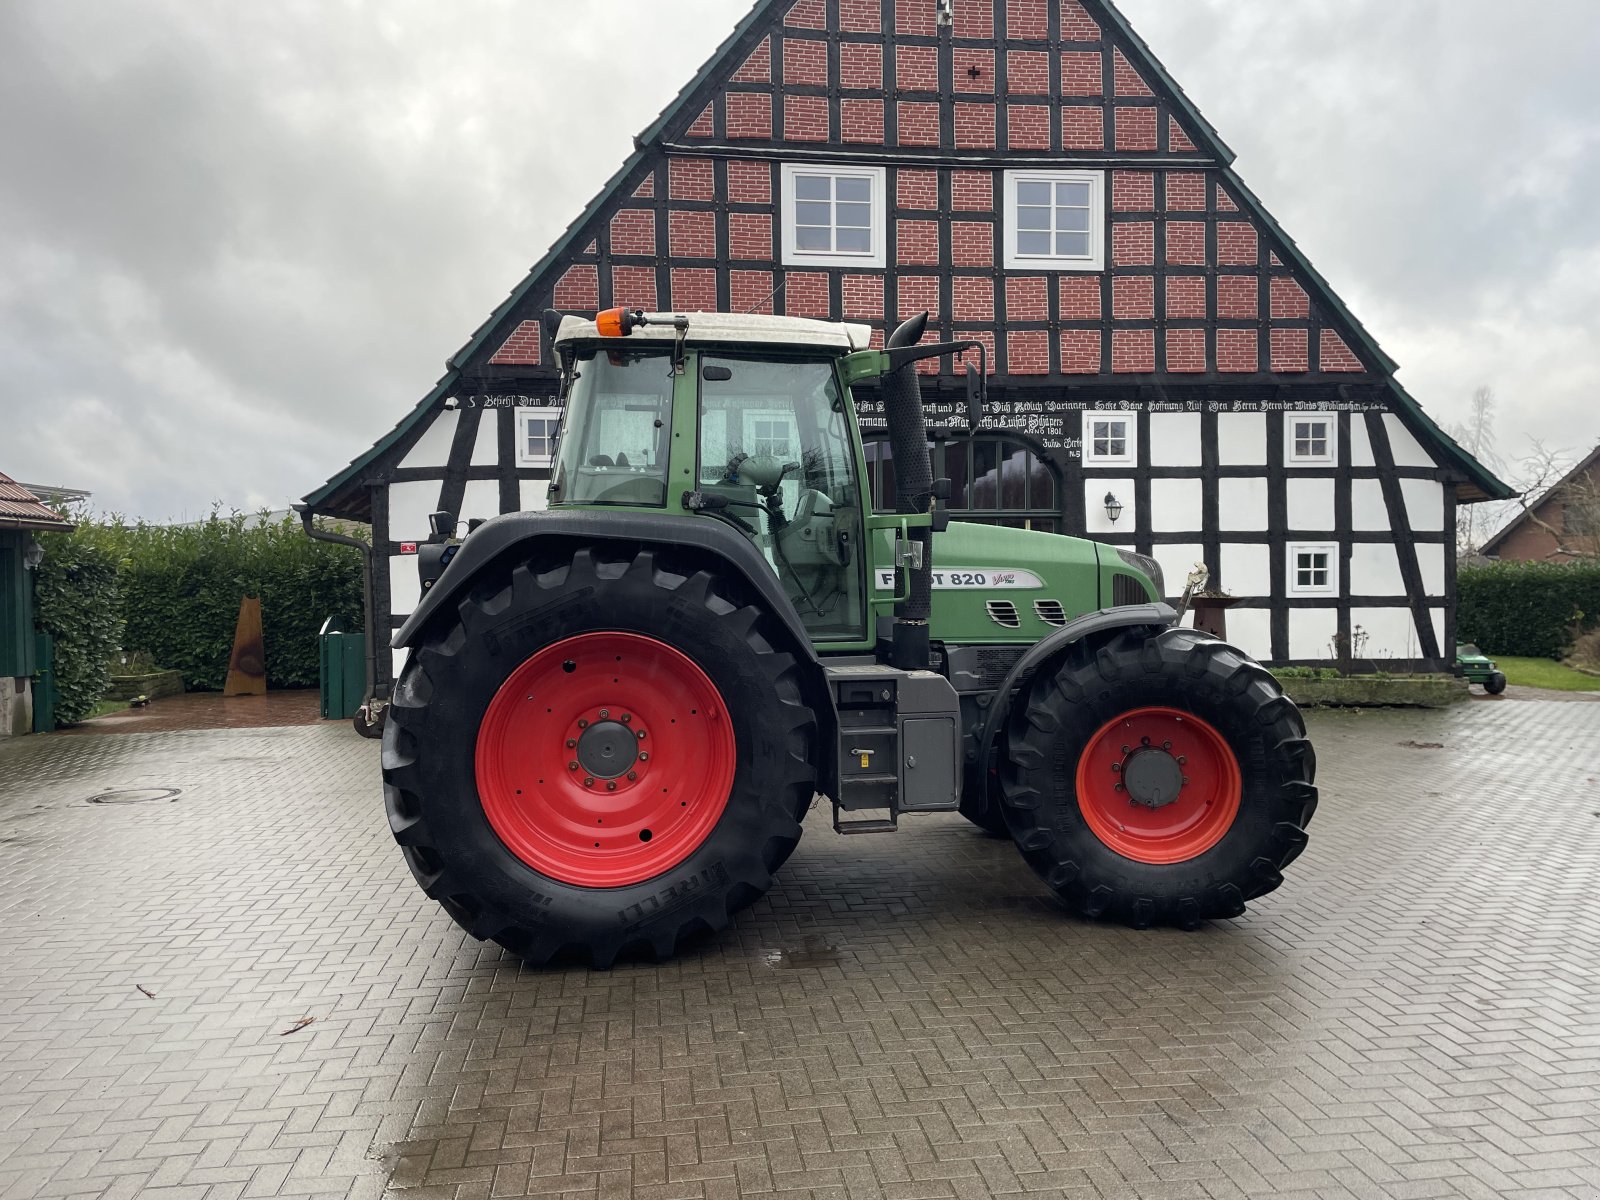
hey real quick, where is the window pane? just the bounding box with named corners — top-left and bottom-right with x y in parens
top-left (1055, 231), bottom-right (1090, 257)
top-left (795, 226), bottom-right (831, 251)
top-left (835, 227), bottom-right (871, 252)
top-left (1017, 230), bottom-right (1051, 256)
top-left (835, 201), bottom-right (872, 228)
top-left (795, 200), bottom-right (832, 227)
top-left (1016, 204), bottom-right (1051, 231)
top-left (1057, 204), bottom-right (1092, 233)
top-left (1017, 180), bottom-right (1051, 206)
top-left (836, 176), bottom-right (871, 202)
top-left (794, 175), bottom-right (831, 200)
top-left (1056, 181), bottom-right (1091, 207)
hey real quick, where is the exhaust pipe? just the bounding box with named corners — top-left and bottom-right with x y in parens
top-left (883, 313), bottom-right (934, 671)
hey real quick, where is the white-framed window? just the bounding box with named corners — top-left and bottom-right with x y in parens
top-left (750, 415), bottom-right (794, 459)
top-left (1288, 543), bottom-right (1339, 596)
top-left (1003, 169), bottom-right (1105, 271)
top-left (1287, 413), bottom-right (1336, 465)
top-left (515, 406), bottom-right (563, 468)
top-left (1083, 411), bottom-right (1137, 467)
top-left (780, 163), bottom-right (886, 268)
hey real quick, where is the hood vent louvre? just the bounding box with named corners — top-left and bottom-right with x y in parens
top-left (985, 600), bottom-right (1021, 629)
top-left (1034, 600), bottom-right (1067, 627)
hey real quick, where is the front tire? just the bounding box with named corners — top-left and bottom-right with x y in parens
top-left (999, 627), bottom-right (1317, 928)
top-left (1484, 671), bottom-right (1507, 695)
top-left (382, 546), bottom-right (817, 967)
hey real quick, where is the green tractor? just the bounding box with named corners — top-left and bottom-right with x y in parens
top-left (1456, 645), bottom-right (1508, 695)
top-left (384, 308), bottom-right (1317, 966)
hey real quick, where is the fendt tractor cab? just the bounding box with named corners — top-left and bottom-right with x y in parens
top-left (384, 309), bottom-right (1318, 966)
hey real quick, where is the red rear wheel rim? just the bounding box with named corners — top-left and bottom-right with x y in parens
top-left (475, 632), bottom-right (736, 887)
top-left (1074, 707), bottom-right (1242, 865)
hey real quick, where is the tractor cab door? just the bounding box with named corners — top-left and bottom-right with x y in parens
top-left (696, 355), bottom-right (868, 643)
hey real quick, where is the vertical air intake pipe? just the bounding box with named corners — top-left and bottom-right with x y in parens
top-left (883, 312), bottom-right (934, 671)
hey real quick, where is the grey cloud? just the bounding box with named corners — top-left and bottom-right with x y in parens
top-left (2, 0), bottom-right (1595, 517)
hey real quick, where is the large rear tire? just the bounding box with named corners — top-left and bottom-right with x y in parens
top-left (382, 546), bottom-right (817, 967)
top-left (999, 627), bottom-right (1316, 928)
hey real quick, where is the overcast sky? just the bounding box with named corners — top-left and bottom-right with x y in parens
top-left (2, 0), bottom-right (1596, 520)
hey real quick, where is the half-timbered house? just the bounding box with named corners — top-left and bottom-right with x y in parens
top-left (303, 0), bottom-right (1510, 693)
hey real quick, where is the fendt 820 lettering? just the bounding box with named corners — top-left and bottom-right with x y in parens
top-left (382, 308), bottom-right (1318, 966)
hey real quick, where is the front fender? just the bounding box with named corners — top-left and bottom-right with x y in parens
top-left (973, 603), bottom-right (1177, 801)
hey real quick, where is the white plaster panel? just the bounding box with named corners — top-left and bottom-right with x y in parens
top-left (1289, 607), bottom-right (1339, 661)
top-left (1287, 478), bottom-right (1336, 533)
top-left (1150, 477), bottom-right (1204, 533)
top-left (1221, 543), bottom-right (1271, 598)
top-left (1151, 543), bottom-right (1205, 601)
top-left (392, 648), bottom-right (410, 684)
top-left (1352, 478), bottom-right (1388, 531)
top-left (1432, 609), bottom-right (1447, 655)
top-left (1352, 607), bottom-right (1424, 662)
top-left (389, 554), bottom-right (422, 617)
top-left (1385, 415), bottom-right (1434, 468)
top-left (1217, 413), bottom-right (1267, 466)
top-left (399, 409), bottom-right (459, 470)
top-left (1224, 607), bottom-right (1273, 662)
top-left (520, 479), bottom-right (551, 512)
top-left (1349, 416), bottom-right (1374, 467)
top-left (388, 480), bottom-right (444, 543)
top-left (1350, 543), bottom-right (1405, 597)
top-left (1218, 477), bottom-right (1269, 531)
top-left (1149, 413), bottom-right (1202, 467)
top-left (471, 411), bottom-right (501, 466)
top-left (1084, 479), bottom-right (1136, 536)
top-left (460, 479), bottom-right (502, 525)
top-left (1415, 543), bottom-right (1446, 596)
top-left (1401, 478), bottom-right (1444, 531)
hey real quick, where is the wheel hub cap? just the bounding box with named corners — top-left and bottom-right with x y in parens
top-left (576, 720), bottom-right (637, 779)
top-left (1121, 747), bottom-right (1185, 810)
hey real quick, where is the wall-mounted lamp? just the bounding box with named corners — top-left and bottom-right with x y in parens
top-left (935, 0), bottom-right (954, 28)
top-left (23, 539), bottom-right (44, 570)
top-left (1103, 492), bottom-right (1124, 524)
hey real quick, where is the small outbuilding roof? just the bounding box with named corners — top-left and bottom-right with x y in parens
top-left (0, 472), bottom-right (75, 533)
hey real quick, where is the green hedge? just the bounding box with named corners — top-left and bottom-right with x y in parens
top-left (1457, 560), bottom-right (1600, 659)
top-left (33, 534), bottom-right (123, 726)
top-left (75, 512), bottom-right (366, 692)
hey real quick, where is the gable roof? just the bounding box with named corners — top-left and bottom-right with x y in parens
top-left (305, 0), bottom-right (1511, 514)
top-left (1480, 442), bottom-right (1600, 554)
top-left (0, 471), bottom-right (75, 533)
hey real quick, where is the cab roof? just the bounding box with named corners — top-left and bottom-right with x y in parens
top-left (554, 311), bottom-right (874, 353)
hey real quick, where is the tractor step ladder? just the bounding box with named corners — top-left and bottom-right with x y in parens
top-left (824, 662), bottom-right (961, 833)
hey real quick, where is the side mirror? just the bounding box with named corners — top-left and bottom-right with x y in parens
top-left (427, 510), bottom-right (457, 541)
top-left (964, 362), bottom-right (985, 430)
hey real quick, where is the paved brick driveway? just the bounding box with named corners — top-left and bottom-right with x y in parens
top-left (1, 700), bottom-right (1597, 1200)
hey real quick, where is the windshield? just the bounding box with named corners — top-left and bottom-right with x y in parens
top-left (549, 350), bottom-right (672, 507)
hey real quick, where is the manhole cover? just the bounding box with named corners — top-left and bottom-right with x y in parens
top-left (85, 787), bottom-right (182, 805)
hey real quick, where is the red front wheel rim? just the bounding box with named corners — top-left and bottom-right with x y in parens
top-left (475, 632), bottom-right (736, 887)
top-left (1075, 707), bottom-right (1242, 865)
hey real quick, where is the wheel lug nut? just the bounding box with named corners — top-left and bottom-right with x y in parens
top-left (584, 777), bottom-right (595, 788)
top-left (627, 771), bottom-right (637, 781)
top-left (1111, 763), bottom-right (1121, 773)
top-left (1115, 783), bottom-right (1125, 793)
top-left (638, 752), bottom-right (649, 762)
top-left (599, 709), bottom-right (610, 719)
top-left (1177, 756), bottom-right (1187, 765)
top-left (606, 781), bottom-right (617, 791)
top-left (1163, 741), bottom-right (1172, 751)
top-left (578, 719), bottom-right (588, 729)
top-left (566, 738), bottom-right (576, 749)
top-left (637, 730), bottom-right (647, 740)
top-left (621, 714), bottom-right (632, 724)
top-left (1141, 736), bottom-right (1151, 746)
top-left (1121, 745), bottom-right (1131, 754)
top-left (568, 761), bottom-right (579, 771)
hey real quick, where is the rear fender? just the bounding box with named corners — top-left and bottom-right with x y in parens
top-left (973, 603), bottom-right (1177, 805)
top-left (391, 509), bottom-right (839, 791)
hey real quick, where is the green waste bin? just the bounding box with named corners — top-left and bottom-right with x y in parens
top-left (318, 616), bottom-right (367, 720)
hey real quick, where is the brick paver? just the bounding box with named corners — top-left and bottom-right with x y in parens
top-left (1, 701), bottom-right (1597, 1199)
